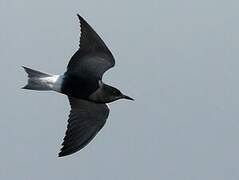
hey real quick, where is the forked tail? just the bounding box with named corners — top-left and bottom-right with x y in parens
top-left (22, 66), bottom-right (54, 91)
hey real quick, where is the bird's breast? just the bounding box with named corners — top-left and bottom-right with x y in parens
top-left (61, 73), bottom-right (98, 99)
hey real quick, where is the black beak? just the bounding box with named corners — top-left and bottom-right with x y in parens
top-left (122, 95), bottom-right (134, 101)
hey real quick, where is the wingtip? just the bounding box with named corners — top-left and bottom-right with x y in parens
top-left (77, 13), bottom-right (87, 24)
top-left (58, 150), bottom-right (69, 157)
top-left (77, 13), bottom-right (82, 21)
top-left (58, 146), bottom-right (68, 157)
top-left (58, 150), bottom-right (64, 157)
top-left (58, 153), bottom-right (63, 157)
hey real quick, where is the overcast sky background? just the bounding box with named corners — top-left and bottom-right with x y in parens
top-left (0, 0), bottom-right (239, 179)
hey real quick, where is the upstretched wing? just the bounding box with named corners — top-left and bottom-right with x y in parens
top-left (59, 97), bottom-right (109, 157)
top-left (66, 14), bottom-right (115, 80)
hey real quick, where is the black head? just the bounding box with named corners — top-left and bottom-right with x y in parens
top-left (89, 81), bottom-right (134, 103)
top-left (105, 85), bottom-right (134, 101)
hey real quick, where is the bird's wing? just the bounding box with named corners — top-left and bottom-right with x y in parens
top-left (66, 14), bottom-right (115, 80)
top-left (59, 97), bottom-right (109, 157)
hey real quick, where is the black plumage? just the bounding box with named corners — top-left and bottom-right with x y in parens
top-left (23, 14), bottom-right (133, 157)
top-left (59, 97), bottom-right (109, 157)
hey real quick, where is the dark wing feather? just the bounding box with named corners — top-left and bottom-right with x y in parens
top-left (67, 14), bottom-right (115, 80)
top-left (59, 97), bottom-right (109, 157)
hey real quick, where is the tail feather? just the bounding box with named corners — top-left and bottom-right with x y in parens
top-left (22, 66), bottom-right (52, 78)
top-left (22, 66), bottom-right (53, 91)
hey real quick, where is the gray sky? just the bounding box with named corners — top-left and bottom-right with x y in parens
top-left (0, 0), bottom-right (239, 179)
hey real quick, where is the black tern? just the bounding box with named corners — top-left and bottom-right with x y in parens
top-left (22, 14), bottom-right (133, 157)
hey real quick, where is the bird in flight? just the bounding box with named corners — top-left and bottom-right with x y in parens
top-left (22, 14), bottom-right (133, 157)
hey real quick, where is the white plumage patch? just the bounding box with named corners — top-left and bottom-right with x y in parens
top-left (40, 75), bottom-right (64, 92)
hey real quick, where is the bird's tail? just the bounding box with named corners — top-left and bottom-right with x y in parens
top-left (22, 66), bottom-right (54, 91)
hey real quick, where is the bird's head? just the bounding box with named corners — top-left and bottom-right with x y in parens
top-left (105, 85), bottom-right (134, 102)
top-left (89, 81), bottom-right (134, 103)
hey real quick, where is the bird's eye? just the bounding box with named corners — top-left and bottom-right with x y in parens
top-left (113, 90), bottom-right (118, 95)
